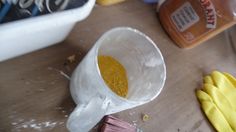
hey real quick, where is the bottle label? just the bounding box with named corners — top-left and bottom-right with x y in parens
top-left (171, 2), bottom-right (200, 32)
top-left (199, 0), bottom-right (217, 29)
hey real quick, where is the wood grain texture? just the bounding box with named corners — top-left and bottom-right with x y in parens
top-left (0, 0), bottom-right (236, 131)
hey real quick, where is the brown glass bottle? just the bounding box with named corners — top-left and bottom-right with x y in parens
top-left (159, 0), bottom-right (236, 48)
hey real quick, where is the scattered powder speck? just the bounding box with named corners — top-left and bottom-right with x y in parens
top-left (64, 115), bottom-right (68, 118)
top-left (67, 55), bottom-right (76, 63)
top-left (129, 111), bottom-right (136, 116)
top-left (59, 122), bottom-right (64, 125)
top-left (133, 122), bottom-right (137, 126)
top-left (62, 110), bottom-right (66, 113)
top-left (55, 107), bottom-right (63, 110)
top-left (22, 125), bottom-right (27, 128)
top-left (29, 124), bottom-right (41, 130)
top-left (13, 119), bottom-right (59, 131)
top-left (30, 124), bottom-right (36, 127)
top-left (38, 89), bottom-right (45, 92)
top-left (12, 122), bottom-right (17, 125)
top-left (44, 121), bottom-right (57, 128)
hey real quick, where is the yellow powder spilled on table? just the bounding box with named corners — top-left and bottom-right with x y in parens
top-left (98, 56), bottom-right (128, 98)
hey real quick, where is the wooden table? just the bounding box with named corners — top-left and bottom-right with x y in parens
top-left (1, 0), bottom-right (236, 131)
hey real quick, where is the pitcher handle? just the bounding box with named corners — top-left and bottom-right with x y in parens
top-left (66, 96), bottom-right (109, 132)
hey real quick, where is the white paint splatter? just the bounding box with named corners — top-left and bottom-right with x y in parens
top-left (12, 119), bottom-right (60, 131)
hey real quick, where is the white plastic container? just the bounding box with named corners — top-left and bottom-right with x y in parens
top-left (67, 27), bottom-right (166, 131)
top-left (0, 0), bottom-right (95, 62)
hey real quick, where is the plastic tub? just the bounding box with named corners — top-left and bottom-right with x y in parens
top-left (0, 0), bottom-right (95, 62)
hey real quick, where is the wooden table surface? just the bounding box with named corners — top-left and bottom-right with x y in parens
top-left (1, 0), bottom-right (236, 132)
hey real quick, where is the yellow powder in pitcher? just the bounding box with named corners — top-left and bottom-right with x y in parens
top-left (98, 56), bottom-right (128, 98)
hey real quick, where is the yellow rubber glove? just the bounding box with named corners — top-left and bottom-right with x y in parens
top-left (210, 71), bottom-right (236, 109)
top-left (204, 75), bottom-right (214, 85)
top-left (223, 72), bottom-right (236, 88)
top-left (203, 72), bottom-right (236, 110)
top-left (196, 90), bottom-right (234, 132)
top-left (197, 71), bottom-right (236, 132)
top-left (203, 84), bottom-right (236, 130)
top-left (204, 71), bottom-right (236, 88)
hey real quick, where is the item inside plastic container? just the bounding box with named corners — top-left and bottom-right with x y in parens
top-left (0, 0), bottom-right (88, 24)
